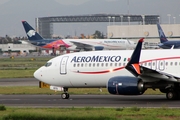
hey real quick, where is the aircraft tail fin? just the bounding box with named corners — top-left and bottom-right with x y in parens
top-left (22, 21), bottom-right (43, 41)
top-left (157, 24), bottom-right (168, 43)
top-left (125, 38), bottom-right (144, 76)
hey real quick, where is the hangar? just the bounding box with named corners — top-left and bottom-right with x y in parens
top-left (35, 14), bottom-right (159, 38)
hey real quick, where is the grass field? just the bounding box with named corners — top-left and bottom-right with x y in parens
top-left (0, 56), bottom-right (51, 78)
top-left (0, 106), bottom-right (180, 120)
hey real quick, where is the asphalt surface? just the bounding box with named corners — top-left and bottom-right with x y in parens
top-left (0, 94), bottom-right (180, 108)
top-left (0, 78), bottom-right (180, 108)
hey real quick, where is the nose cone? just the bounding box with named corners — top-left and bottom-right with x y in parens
top-left (34, 68), bottom-right (42, 81)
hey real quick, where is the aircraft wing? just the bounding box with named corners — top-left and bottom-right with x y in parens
top-left (125, 38), bottom-right (180, 83)
top-left (138, 66), bottom-right (180, 82)
top-left (70, 41), bottom-right (93, 48)
top-left (70, 41), bottom-right (104, 50)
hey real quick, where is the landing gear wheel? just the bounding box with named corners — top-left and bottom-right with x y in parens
top-left (166, 91), bottom-right (177, 100)
top-left (61, 93), bottom-right (70, 99)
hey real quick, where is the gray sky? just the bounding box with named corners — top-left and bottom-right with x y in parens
top-left (0, 0), bottom-right (179, 37)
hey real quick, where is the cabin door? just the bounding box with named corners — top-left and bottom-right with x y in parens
top-left (60, 56), bottom-right (69, 74)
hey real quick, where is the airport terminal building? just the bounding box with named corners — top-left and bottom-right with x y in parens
top-left (107, 24), bottom-right (180, 43)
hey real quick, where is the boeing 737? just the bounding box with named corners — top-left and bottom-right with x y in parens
top-left (157, 24), bottom-right (180, 49)
top-left (22, 21), bottom-right (136, 51)
top-left (34, 38), bottom-right (180, 100)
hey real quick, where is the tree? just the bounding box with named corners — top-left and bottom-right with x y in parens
top-left (93, 30), bottom-right (104, 39)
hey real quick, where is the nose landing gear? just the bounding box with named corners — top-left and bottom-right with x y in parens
top-left (61, 87), bottom-right (69, 99)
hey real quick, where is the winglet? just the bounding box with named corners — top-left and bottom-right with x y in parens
top-left (125, 38), bottom-right (144, 76)
top-left (127, 38), bottom-right (144, 65)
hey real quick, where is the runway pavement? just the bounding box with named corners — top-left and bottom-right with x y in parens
top-left (0, 94), bottom-right (180, 108)
top-left (0, 78), bottom-right (180, 108)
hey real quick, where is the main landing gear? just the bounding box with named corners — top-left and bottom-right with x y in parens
top-left (61, 87), bottom-right (70, 99)
top-left (166, 88), bottom-right (180, 100)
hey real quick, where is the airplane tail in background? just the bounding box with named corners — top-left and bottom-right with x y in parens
top-left (157, 24), bottom-right (168, 43)
top-left (22, 21), bottom-right (43, 41)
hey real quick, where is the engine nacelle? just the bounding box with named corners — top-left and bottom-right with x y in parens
top-left (107, 76), bottom-right (145, 95)
top-left (94, 46), bottom-right (104, 50)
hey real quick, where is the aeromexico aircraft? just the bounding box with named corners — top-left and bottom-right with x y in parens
top-left (34, 38), bottom-right (180, 100)
top-left (157, 24), bottom-right (180, 49)
top-left (22, 21), bottom-right (136, 51)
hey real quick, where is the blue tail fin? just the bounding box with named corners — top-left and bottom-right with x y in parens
top-left (125, 38), bottom-right (144, 77)
top-left (22, 21), bottom-right (43, 41)
top-left (157, 24), bottom-right (168, 43)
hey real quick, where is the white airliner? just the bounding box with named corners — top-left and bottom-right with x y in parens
top-left (62, 39), bottom-right (136, 51)
top-left (34, 38), bottom-right (180, 100)
top-left (22, 21), bottom-right (136, 51)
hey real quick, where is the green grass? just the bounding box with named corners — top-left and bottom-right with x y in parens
top-left (0, 57), bottom-right (52, 78)
top-left (0, 107), bottom-right (180, 120)
top-left (0, 57), bottom-right (51, 68)
top-left (0, 69), bottom-right (36, 78)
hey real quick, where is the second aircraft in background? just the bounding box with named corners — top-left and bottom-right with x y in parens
top-left (157, 24), bottom-right (180, 49)
top-left (22, 21), bottom-right (136, 51)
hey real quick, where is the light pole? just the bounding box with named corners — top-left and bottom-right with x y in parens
top-left (120, 15), bottom-right (123, 25)
top-left (173, 17), bottom-right (176, 24)
top-left (167, 14), bottom-right (171, 24)
top-left (157, 17), bottom-right (160, 24)
top-left (128, 16), bottom-right (130, 25)
top-left (112, 17), bottom-right (115, 25)
top-left (108, 16), bottom-right (111, 26)
top-left (141, 15), bottom-right (145, 25)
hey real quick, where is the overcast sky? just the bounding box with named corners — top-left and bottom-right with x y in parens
top-left (0, 0), bottom-right (179, 37)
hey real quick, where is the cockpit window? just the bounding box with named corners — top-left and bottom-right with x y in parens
top-left (44, 62), bottom-right (52, 67)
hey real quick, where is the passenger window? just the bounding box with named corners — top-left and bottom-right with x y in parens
top-left (144, 63), bottom-right (147, 66)
top-left (97, 63), bottom-right (99, 67)
top-left (89, 63), bottom-right (91, 67)
top-left (74, 64), bottom-right (76, 67)
top-left (106, 63), bottom-right (108, 67)
top-left (175, 62), bottom-right (177, 66)
top-left (123, 63), bottom-right (126, 66)
top-left (110, 63), bottom-right (113, 66)
top-left (170, 62), bottom-right (173, 66)
top-left (119, 63), bottom-right (121, 66)
top-left (93, 63), bottom-right (95, 67)
top-left (77, 64), bottom-right (80, 67)
top-left (101, 63), bottom-right (104, 67)
top-left (81, 63), bottom-right (83, 67)
top-left (148, 62), bottom-right (151, 66)
top-left (115, 63), bottom-right (117, 66)
top-left (166, 62), bottom-right (168, 66)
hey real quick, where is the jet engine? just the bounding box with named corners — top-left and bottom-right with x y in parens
top-left (93, 46), bottom-right (104, 51)
top-left (107, 76), bottom-right (145, 95)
